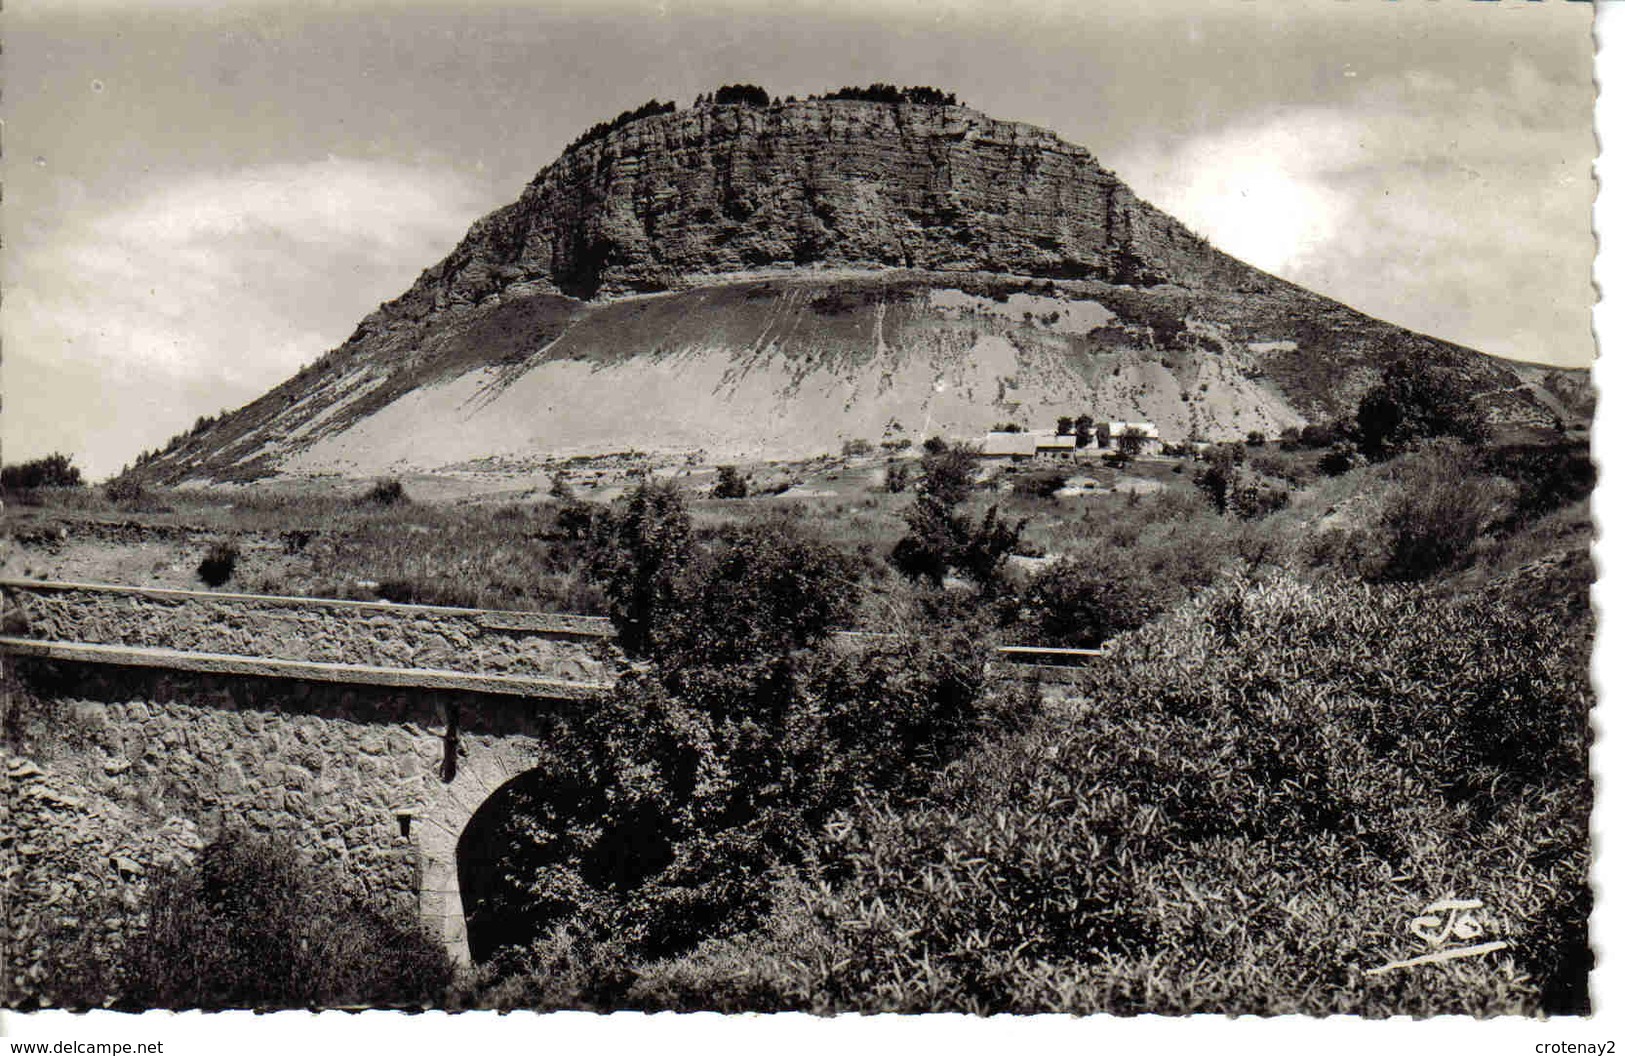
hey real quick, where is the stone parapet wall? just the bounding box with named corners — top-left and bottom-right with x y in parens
top-left (2, 580), bottom-right (620, 684)
top-left (7, 657), bottom-right (571, 966)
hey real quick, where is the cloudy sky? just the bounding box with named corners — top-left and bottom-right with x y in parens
top-left (7, 0), bottom-right (1598, 479)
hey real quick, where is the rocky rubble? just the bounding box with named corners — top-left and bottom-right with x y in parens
top-left (3, 752), bottom-right (203, 1007)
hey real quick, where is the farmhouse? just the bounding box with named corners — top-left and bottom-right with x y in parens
top-left (981, 432), bottom-right (1037, 461)
top-left (1091, 421), bottom-right (1162, 454)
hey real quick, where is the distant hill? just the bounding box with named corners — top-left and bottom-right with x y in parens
top-left (132, 94), bottom-right (1589, 483)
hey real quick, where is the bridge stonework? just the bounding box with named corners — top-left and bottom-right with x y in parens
top-left (1, 581), bottom-right (620, 966)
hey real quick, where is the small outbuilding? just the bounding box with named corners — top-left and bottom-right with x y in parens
top-left (1034, 433), bottom-right (1078, 462)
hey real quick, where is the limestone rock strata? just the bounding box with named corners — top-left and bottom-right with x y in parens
top-left (363, 100), bottom-right (1268, 330)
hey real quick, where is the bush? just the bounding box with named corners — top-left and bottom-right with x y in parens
top-left (592, 480), bottom-right (694, 657)
top-left (2, 453), bottom-right (83, 489)
top-left (1316, 441), bottom-right (1361, 477)
top-left (123, 831), bottom-right (452, 1009)
top-left (466, 516), bottom-right (1005, 977)
top-left (1012, 471), bottom-right (1068, 499)
top-left (841, 439), bottom-right (875, 458)
top-left (882, 461), bottom-right (912, 493)
top-left (360, 478), bottom-right (408, 506)
top-left (103, 476), bottom-right (146, 504)
top-left (197, 541), bottom-right (240, 587)
top-left (643, 565), bottom-right (1590, 1015)
top-left (712, 465), bottom-right (749, 499)
top-left (1357, 444), bottom-right (1515, 582)
top-left (1016, 555), bottom-right (1156, 647)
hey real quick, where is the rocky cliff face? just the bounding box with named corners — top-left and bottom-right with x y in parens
top-left (133, 97), bottom-right (1588, 484)
top-left (365, 100), bottom-right (1269, 326)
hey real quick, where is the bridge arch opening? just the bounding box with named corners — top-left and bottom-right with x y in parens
top-left (454, 764), bottom-right (678, 965)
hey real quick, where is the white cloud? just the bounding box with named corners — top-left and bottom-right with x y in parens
top-left (5, 157), bottom-right (491, 478)
top-left (1113, 60), bottom-right (1595, 368)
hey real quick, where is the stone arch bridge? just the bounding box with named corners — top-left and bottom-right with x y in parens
top-left (0, 579), bottom-right (1091, 965)
top-left (1, 579), bottom-right (623, 965)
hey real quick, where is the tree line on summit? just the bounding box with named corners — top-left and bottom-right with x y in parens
top-left (567, 84), bottom-right (962, 152)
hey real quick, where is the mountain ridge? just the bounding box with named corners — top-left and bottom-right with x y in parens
top-left (129, 95), bottom-right (1588, 484)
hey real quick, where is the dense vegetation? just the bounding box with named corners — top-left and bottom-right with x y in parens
top-left (566, 98), bottom-right (678, 153)
top-left (815, 84), bottom-right (960, 106)
top-left (2, 453), bottom-right (83, 490)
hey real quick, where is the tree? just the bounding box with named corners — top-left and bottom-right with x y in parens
top-left (1354, 358), bottom-right (1488, 462)
top-left (1118, 426), bottom-right (1150, 458)
top-left (1056, 416), bottom-right (1074, 437)
top-left (657, 520), bottom-right (856, 679)
top-left (2, 453), bottom-right (83, 489)
top-left (592, 480), bottom-right (695, 657)
top-left (712, 466), bottom-right (748, 499)
top-left (891, 445), bottom-right (1025, 589)
top-left (715, 84), bottom-right (771, 107)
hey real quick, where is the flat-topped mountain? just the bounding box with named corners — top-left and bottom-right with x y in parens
top-left (132, 92), bottom-right (1587, 484)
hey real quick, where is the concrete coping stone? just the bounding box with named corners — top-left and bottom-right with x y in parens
top-left (0, 578), bottom-right (616, 638)
top-left (0, 637), bottom-right (612, 701)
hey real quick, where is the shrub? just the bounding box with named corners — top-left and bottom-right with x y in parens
top-left (654, 520), bottom-right (857, 675)
top-left (1012, 471), bottom-right (1068, 499)
top-left (712, 465), bottom-right (749, 499)
top-left (360, 478), bottom-right (408, 506)
top-left (1017, 555), bottom-right (1157, 647)
top-left (122, 830), bottom-right (452, 1009)
top-left (1356, 444), bottom-right (1515, 582)
top-left (922, 436), bottom-right (948, 455)
top-left (467, 522), bottom-right (1004, 977)
top-left (197, 541), bottom-right (240, 587)
top-left (103, 476), bottom-right (146, 505)
top-left (1224, 465), bottom-right (1291, 520)
top-left (555, 500), bottom-right (599, 541)
top-left (2, 453), bottom-right (83, 489)
top-left (1478, 440), bottom-right (1595, 524)
top-left (645, 565), bottom-right (1590, 1015)
top-left (883, 461), bottom-right (912, 493)
top-left (1316, 441), bottom-right (1361, 477)
top-left (841, 439), bottom-right (874, 458)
